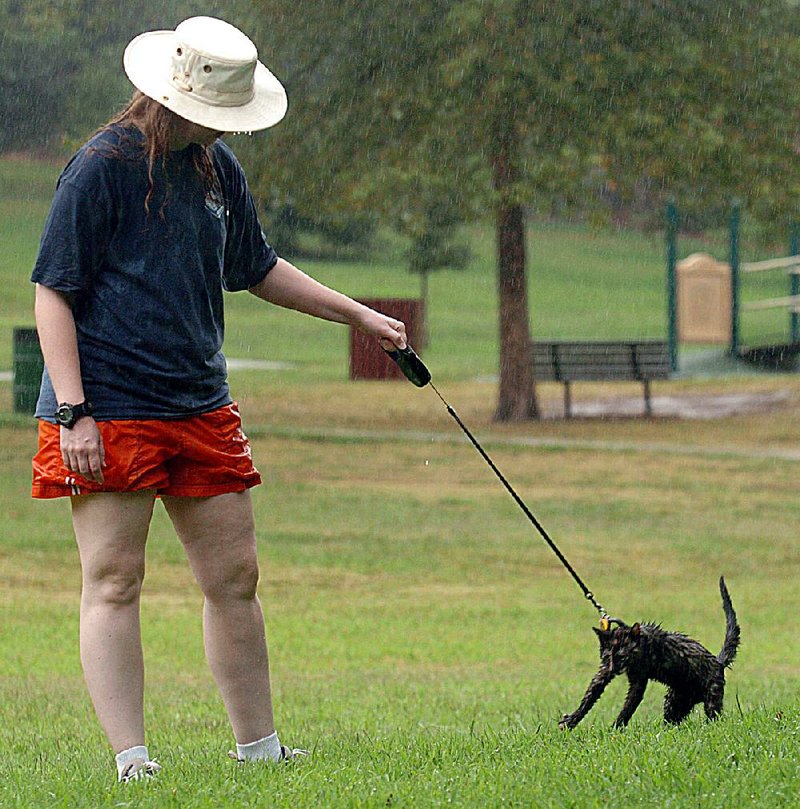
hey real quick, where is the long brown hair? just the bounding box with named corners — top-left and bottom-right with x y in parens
top-left (99, 91), bottom-right (221, 215)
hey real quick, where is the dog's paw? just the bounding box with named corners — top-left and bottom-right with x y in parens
top-left (559, 714), bottom-right (577, 730)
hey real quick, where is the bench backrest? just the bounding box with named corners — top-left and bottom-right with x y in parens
top-left (531, 341), bottom-right (671, 382)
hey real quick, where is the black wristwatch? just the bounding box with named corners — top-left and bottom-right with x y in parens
top-left (54, 400), bottom-right (94, 429)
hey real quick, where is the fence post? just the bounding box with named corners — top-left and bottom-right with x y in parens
top-left (665, 201), bottom-right (679, 372)
top-left (790, 222), bottom-right (799, 345)
top-left (729, 201), bottom-right (741, 356)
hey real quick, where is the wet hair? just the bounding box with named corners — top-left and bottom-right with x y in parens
top-left (98, 91), bottom-right (221, 215)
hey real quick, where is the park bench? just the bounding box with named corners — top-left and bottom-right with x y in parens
top-left (531, 340), bottom-right (672, 418)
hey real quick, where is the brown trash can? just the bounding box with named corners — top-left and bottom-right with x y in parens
top-left (350, 298), bottom-right (425, 380)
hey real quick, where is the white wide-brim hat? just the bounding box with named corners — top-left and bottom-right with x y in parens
top-left (123, 16), bottom-right (287, 132)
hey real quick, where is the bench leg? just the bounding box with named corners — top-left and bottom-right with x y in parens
top-left (564, 382), bottom-right (572, 418)
top-left (643, 380), bottom-right (652, 416)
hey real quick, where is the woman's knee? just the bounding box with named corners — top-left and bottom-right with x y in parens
top-left (83, 559), bottom-right (145, 606)
top-left (72, 492), bottom-right (154, 606)
top-left (200, 557), bottom-right (260, 604)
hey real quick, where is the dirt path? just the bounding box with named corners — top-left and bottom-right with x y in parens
top-left (545, 390), bottom-right (793, 420)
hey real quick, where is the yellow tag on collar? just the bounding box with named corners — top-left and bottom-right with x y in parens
top-left (599, 617), bottom-right (610, 631)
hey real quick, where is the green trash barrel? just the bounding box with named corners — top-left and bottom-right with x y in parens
top-left (13, 327), bottom-right (44, 414)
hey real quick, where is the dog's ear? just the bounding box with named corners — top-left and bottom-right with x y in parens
top-left (631, 623), bottom-right (641, 638)
top-left (592, 626), bottom-right (611, 645)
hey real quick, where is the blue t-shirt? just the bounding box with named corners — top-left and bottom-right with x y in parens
top-left (31, 127), bottom-right (277, 421)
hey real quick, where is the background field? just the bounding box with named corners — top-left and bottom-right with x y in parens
top-left (1, 154), bottom-right (799, 807)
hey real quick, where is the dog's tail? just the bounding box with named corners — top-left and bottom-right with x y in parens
top-left (717, 576), bottom-right (740, 668)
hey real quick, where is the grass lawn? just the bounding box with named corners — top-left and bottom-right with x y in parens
top-left (1, 403), bottom-right (799, 807)
top-left (1, 153), bottom-right (799, 806)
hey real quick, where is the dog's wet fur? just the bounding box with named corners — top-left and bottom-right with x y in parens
top-left (560, 577), bottom-right (740, 729)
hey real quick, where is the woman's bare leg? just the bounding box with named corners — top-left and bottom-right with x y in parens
top-left (71, 491), bottom-right (156, 752)
top-left (162, 490), bottom-right (275, 743)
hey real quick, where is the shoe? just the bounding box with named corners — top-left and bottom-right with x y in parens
top-left (119, 759), bottom-right (161, 782)
top-left (279, 745), bottom-right (309, 762)
top-left (227, 745), bottom-right (309, 763)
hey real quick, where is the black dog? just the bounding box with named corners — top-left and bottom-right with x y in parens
top-left (560, 577), bottom-right (740, 729)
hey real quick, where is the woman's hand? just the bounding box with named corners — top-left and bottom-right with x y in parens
top-left (61, 418), bottom-right (105, 484)
top-left (357, 309), bottom-right (408, 352)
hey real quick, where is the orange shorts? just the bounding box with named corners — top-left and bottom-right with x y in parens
top-left (32, 403), bottom-right (262, 499)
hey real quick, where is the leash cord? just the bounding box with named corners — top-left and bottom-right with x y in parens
top-left (429, 382), bottom-right (607, 618)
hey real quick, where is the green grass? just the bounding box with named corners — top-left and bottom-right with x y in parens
top-left (2, 153), bottom-right (800, 806)
top-left (1, 417), bottom-right (799, 807)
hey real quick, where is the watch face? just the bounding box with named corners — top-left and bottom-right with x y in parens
top-left (55, 404), bottom-right (74, 427)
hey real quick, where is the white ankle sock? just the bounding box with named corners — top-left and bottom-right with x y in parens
top-left (115, 745), bottom-right (149, 779)
top-left (236, 731), bottom-right (282, 762)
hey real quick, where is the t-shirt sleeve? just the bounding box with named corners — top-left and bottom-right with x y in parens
top-left (30, 153), bottom-right (114, 295)
top-left (216, 148), bottom-right (278, 292)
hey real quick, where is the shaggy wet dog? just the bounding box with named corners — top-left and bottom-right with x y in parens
top-left (560, 577), bottom-right (740, 729)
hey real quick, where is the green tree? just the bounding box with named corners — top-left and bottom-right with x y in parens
top-left (231, 1), bottom-right (800, 418)
top-left (573, 2), bottom-right (800, 239)
top-left (400, 192), bottom-right (471, 347)
top-left (249, 0), bottom-right (595, 419)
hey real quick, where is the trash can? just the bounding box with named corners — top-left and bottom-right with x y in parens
top-left (350, 298), bottom-right (425, 381)
top-left (13, 327), bottom-right (44, 414)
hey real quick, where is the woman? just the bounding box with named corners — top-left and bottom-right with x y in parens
top-left (31, 16), bottom-right (407, 782)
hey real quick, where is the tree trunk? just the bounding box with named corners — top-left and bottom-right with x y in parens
top-left (491, 115), bottom-right (539, 422)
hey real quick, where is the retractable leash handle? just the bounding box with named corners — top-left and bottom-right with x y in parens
top-left (383, 342), bottom-right (611, 624)
top-left (382, 344), bottom-right (431, 387)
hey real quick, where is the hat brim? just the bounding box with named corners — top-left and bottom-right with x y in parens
top-left (123, 30), bottom-right (288, 132)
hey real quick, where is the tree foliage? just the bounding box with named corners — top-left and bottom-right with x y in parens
top-left (0, 0), bottom-right (235, 150)
top-left (248, 0), bottom-right (800, 418)
top-left (572, 1), bottom-right (800, 235)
